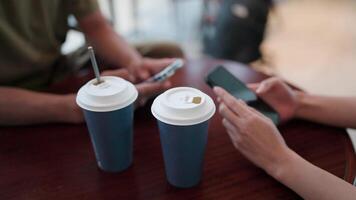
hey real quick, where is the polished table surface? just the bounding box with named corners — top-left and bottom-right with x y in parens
top-left (0, 58), bottom-right (355, 200)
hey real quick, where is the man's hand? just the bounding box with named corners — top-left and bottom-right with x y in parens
top-left (135, 81), bottom-right (172, 107)
top-left (58, 80), bottom-right (171, 125)
top-left (248, 77), bottom-right (302, 122)
top-left (102, 67), bottom-right (172, 107)
top-left (129, 58), bottom-right (175, 81)
top-left (0, 87), bottom-right (85, 125)
top-left (213, 86), bottom-right (292, 176)
top-left (61, 80), bottom-right (172, 123)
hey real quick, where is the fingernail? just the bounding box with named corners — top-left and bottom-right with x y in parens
top-left (256, 84), bottom-right (265, 93)
top-left (213, 87), bottom-right (220, 94)
top-left (238, 99), bottom-right (246, 105)
top-left (219, 104), bottom-right (225, 112)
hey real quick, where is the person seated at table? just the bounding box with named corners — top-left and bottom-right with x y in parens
top-left (0, 0), bottom-right (183, 126)
top-left (213, 77), bottom-right (356, 199)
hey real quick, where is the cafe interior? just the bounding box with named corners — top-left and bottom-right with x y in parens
top-left (1, 0), bottom-right (356, 199)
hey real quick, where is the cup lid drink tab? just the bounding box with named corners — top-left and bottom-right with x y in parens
top-left (76, 76), bottom-right (138, 112)
top-left (151, 87), bottom-right (216, 126)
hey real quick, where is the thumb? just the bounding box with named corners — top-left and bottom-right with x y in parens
top-left (256, 79), bottom-right (275, 94)
top-left (247, 83), bottom-right (260, 92)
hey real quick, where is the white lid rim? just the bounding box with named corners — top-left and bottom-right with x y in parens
top-left (150, 87), bottom-right (216, 126)
top-left (151, 106), bottom-right (216, 126)
top-left (151, 94), bottom-right (216, 126)
top-left (76, 80), bottom-right (138, 112)
top-left (76, 86), bottom-right (138, 112)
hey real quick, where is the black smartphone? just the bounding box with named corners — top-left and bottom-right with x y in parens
top-left (205, 66), bottom-right (280, 125)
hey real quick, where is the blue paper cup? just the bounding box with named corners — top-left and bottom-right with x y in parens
top-left (76, 76), bottom-right (138, 172)
top-left (151, 87), bottom-right (216, 188)
top-left (158, 120), bottom-right (210, 188)
top-left (83, 104), bottom-right (134, 172)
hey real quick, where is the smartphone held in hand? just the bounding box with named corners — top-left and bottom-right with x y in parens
top-left (146, 59), bottom-right (184, 83)
top-left (206, 66), bottom-right (280, 124)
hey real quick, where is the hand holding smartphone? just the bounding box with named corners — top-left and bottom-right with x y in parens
top-left (145, 59), bottom-right (184, 83)
top-left (205, 66), bottom-right (280, 125)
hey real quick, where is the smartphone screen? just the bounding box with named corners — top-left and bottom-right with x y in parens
top-left (206, 66), bottom-right (257, 102)
top-left (206, 66), bottom-right (280, 124)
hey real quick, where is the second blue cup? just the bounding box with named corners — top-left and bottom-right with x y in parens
top-left (152, 87), bottom-right (216, 188)
top-left (158, 121), bottom-right (210, 188)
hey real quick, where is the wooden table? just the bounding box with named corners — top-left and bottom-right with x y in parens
top-left (0, 58), bottom-right (355, 199)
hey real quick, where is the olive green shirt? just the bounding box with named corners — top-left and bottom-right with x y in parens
top-left (0, 0), bottom-right (99, 89)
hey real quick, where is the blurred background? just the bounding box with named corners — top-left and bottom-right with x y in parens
top-left (62, 0), bottom-right (356, 146)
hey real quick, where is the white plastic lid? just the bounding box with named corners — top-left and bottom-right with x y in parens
top-left (151, 87), bottom-right (216, 126)
top-left (76, 76), bottom-right (138, 112)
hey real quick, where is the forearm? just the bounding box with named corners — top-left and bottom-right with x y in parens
top-left (0, 87), bottom-right (80, 126)
top-left (270, 149), bottom-right (356, 200)
top-left (79, 11), bottom-right (142, 69)
top-left (296, 93), bottom-right (356, 128)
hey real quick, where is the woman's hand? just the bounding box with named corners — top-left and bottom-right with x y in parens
top-left (213, 85), bottom-right (356, 200)
top-left (248, 77), bottom-right (302, 122)
top-left (213, 86), bottom-right (292, 175)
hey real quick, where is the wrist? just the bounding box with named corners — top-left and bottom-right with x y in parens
top-left (54, 94), bottom-right (83, 124)
top-left (294, 91), bottom-right (306, 118)
top-left (265, 147), bottom-right (298, 181)
top-left (127, 54), bottom-right (143, 69)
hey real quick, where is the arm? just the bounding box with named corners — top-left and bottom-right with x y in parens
top-left (78, 11), bottom-right (142, 74)
top-left (249, 77), bottom-right (356, 128)
top-left (0, 69), bottom-right (170, 126)
top-left (77, 11), bottom-right (176, 81)
top-left (0, 84), bottom-right (170, 126)
top-left (213, 87), bottom-right (356, 200)
top-left (0, 87), bottom-right (82, 126)
top-left (275, 149), bottom-right (356, 200)
top-left (296, 93), bottom-right (356, 129)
